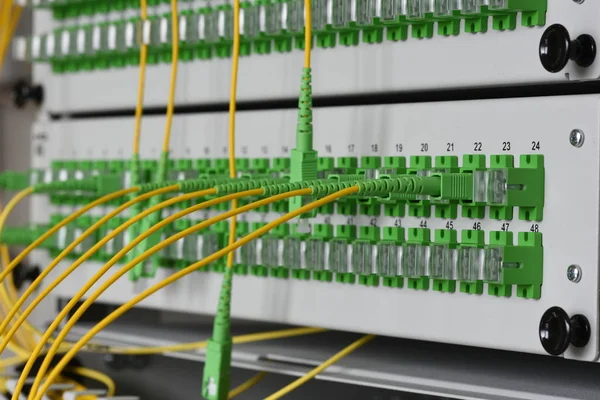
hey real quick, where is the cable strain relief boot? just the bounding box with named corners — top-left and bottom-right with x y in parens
top-left (202, 266), bottom-right (234, 400)
top-left (138, 179), bottom-right (180, 193)
top-left (130, 153), bottom-right (142, 187)
top-left (33, 177), bottom-right (94, 193)
top-left (289, 67), bottom-right (318, 218)
top-left (157, 151), bottom-right (170, 183)
top-left (178, 176), bottom-right (231, 193)
top-left (436, 173), bottom-right (474, 201)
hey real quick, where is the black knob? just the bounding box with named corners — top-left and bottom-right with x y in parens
top-left (539, 24), bottom-right (596, 73)
top-left (12, 80), bottom-right (44, 108)
top-left (539, 306), bottom-right (590, 356)
top-left (11, 264), bottom-right (41, 290)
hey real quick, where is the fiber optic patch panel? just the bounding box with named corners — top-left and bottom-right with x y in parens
top-left (3, 153), bottom-right (544, 298)
top-left (21, 0), bottom-right (600, 111)
top-left (26, 94), bottom-right (600, 361)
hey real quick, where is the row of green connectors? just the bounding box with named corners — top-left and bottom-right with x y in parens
top-left (45, 157), bottom-right (288, 206)
top-left (319, 154), bottom-right (544, 222)
top-left (25, 0), bottom-right (547, 73)
top-left (11, 217), bottom-right (542, 299)
top-left (39, 153), bottom-right (543, 222)
top-left (134, 219), bottom-right (542, 299)
top-left (208, 224), bottom-right (543, 299)
top-left (37, 0), bottom-right (189, 20)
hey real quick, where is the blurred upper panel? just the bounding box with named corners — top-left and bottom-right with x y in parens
top-left (12, 0), bottom-right (600, 112)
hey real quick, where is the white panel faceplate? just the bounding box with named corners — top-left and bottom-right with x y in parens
top-left (29, 94), bottom-right (599, 361)
top-left (32, 0), bottom-right (600, 112)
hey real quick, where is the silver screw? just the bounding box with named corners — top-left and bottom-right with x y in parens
top-left (570, 129), bottom-right (585, 148)
top-left (573, 0), bottom-right (585, 4)
top-left (567, 265), bottom-right (582, 283)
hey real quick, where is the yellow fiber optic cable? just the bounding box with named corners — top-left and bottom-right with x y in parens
top-left (27, 188), bottom-right (298, 398)
top-left (27, 188), bottom-right (309, 398)
top-left (304, 0), bottom-right (312, 69)
top-left (225, 0), bottom-right (241, 269)
top-left (0, 291), bottom-right (30, 352)
top-left (0, 201), bottom-right (36, 352)
top-left (0, 186), bottom-right (199, 359)
top-left (161, 0), bottom-right (180, 153)
top-left (0, 246), bottom-right (36, 351)
top-left (0, 354), bottom-right (23, 369)
top-left (0, 328), bottom-right (325, 371)
top-left (0, 244), bottom-right (65, 352)
top-left (66, 367), bottom-right (116, 397)
top-left (132, 0), bottom-right (148, 155)
top-left (23, 188), bottom-right (271, 398)
top-left (228, 372), bottom-right (267, 399)
top-left (0, 314), bottom-right (29, 359)
top-left (28, 187), bottom-right (358, 400)
top-left (0, 187), bottom-right (136, 288)
top-left (264, 334), bottom-right (376, 400)
top-left (109, 327), bottom-right (327, 355)
top-left (0, 256), bottom-right (29, 350)
top-left (0, 187), bottom-right (151, 356)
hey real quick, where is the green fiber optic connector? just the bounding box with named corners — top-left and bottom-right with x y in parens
top-left (431, 229), bottom-right (458, 293)
top-left (379, 157), bottom-right (408, 216)
top-left (485, 231), bottom-right (543, 299)
top-left (403, 228), bottom-right (430, 290)
top-left (377, 227), bottom-right (404, 288)
top-left (180, 10), bottom-right (198, 62)
top-left (285, 224), bottom-right (309, 280)
top-left (233, 222), bottom-right (251, 275)
top-left (357, 158), bottom-right (382, 216)
top-left (289, 68), bottom-right (318, 219)
top-left (174, 219), bottom-right (196, 269)
top-left (488, 154), bottom-right (544, 222)
top-left (127, 154), bottom-right (155, 258)
top-left (458, 229), bottom-right (485, 295)
top-left (70, 216), bottom-right (97, 258)
top-left (461, 154), bottom-right (487, 219)
top-left (432, 156), bottom-right (460, 219)
top-left (129, 152), bottom-right (171, 281)
top-left (261, 224), bottom-right (289, 277)
top-left (270, 225), bottom-right (292, 279)
top-left (503, 0), bottom-right (547, 27)
top-left (249, 222), bottom-right (268, 277)
top-left (196, 7), bottom-right (215, 60)
top-left (207, 221), bottom-right (230, 273)
top-left (214, 4), bottom-right (234, 58)
top-left (272, 0), bottom-right (294, 53)
top-left (406, 156), bottom-right (432, 217)
top-left (354, 226), bottom-right (380, 287)
top-left (202, 267), bottom-right (233, 400)
top-left (330, 225), bottom-right (356, 284)
top-left (306, 224), bottom-right (334, 282)
top-left (99, 217), bottom-right (126, 262)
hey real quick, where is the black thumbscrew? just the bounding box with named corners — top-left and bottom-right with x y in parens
top-left (12, 264), bottom-right (41, 290)
top-left (539, 24), bottom-right (596, 73)
top-left (12, 80), bottom-right (44, 108)
top-left (539, 306), bottom-right (590, 356)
